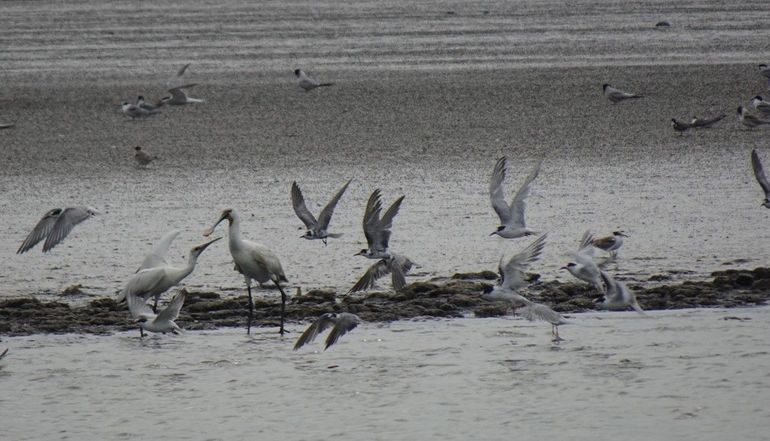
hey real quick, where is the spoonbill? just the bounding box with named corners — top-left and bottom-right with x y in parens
top-left (117, 236), bottom-right (221, 312)
top-left (204, 209), bottom-right (289, 335)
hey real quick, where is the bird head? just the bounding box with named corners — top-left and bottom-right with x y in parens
top-left (86, 207), bottom-right (100, 216)
top-left (134, 146), bottom-right (142, 151)
top-left (602, 83), bottom-right (610, 91)
top-left (754, 95), bottom-right (764, 101)
top-left (763, 198), bottom-right (770, 209)
top-left (354, 249), bottom-right (369, 257)
top-left (204, 209), bottom-right (234, 236)
top-left (294, 69), bottom-right (302, 77)
top-left (737, 106), bottom-right (745, 116)
top-left (613, 231), bottom-right (629, 237)
top-left (760, 64), bottom-right (768, 70)
top-left (191, 236), bottom-right (222, 256)
top-left (300, 231), bottom-right (314, 240)
top-left (489, 225), bottom-right (505, 236)
top-left (136, 317), bottom-right (148, 324)
top-left (137, 95), bottom-right (145, 101)
top-left (560, 263), bottom-right (577, 271)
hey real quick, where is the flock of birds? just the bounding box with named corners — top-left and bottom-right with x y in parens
top-left (9, 63), bottom-right (770, 352)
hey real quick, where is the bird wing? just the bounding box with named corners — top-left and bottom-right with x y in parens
top-left (500, 233), bottom-right (547, 290)
top-left (316, 179), bottom-right (352, 230)
top-left (509, 160), bottom-right (542, 228)
top-left (599, 270), bottom-right (619, 302)
top-left (379, 195), bottom-right (404, 232)
top-left (291, 181), bottom-right (318, 229)
top-left (591, 235), bottom-right (616, 251)
top-left (137, 229), bottom-right (181, 272)
top-left (752, 149), bottom-right (770, 197)
top-left (17, 208), bottom-right (62, 253)
top-left (42, 207), bottom-right (93, 252)
top-left (119, 267), bottom-right (170, 303)
top-left (156, 291), bottom-right (186, 323)
top-left (126, 290), bottom-right (156, 320)
top-left (389, 254), bottom-right (414, 291)
top-left (168, 84), bottom-right (196, 100)
top-left (489, 156), bottom-right (511, 224)
top-left (577, 230), bottom-right (595, 254)
top-left (324, 313), bottom-right (360, 350)
top-left (247, 243), bottom-right (287, 283)
top-left (293, 313), bottom-right (337, 350)
top-left (362, 189), bottom-right (384, 250)
top-left (176, 63), bottom-right (191, 77)
top-left (519, 302), bottom-right (565, 325)
top-left (348, 259), bottom-right (391, 293)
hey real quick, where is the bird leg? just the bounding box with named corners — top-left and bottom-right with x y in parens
top-left (274, 281), bottom-right (287, 336)
top-left (247, 284), bottom-right (254, 335)
top-left (140, 327), bottom-right (145, 338)
top-left (152, 297), bottom-right (159, 314)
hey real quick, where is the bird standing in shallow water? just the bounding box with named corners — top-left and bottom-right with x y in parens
top-left (204, 209), bottom-right (289, 335)
top-left (489, 157), bottom-right (542, 239)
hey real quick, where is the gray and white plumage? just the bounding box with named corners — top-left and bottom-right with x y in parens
top-left (737, 106), bottom-right (770, 128)
top-left (512, 293), bottom-right (569, 340)
top-left (294, 69), bottom-right (334, 92)
top-left (17, 207), bottom-right (98, 254)
top-left (489, 157), bottom-right (541, 239)
top-left (562, 231), bottom-right (606, 294)
top-left (602, 84), bottom-right (643, 103)
top-left (293, 312), bottom-right (361, 351)
top-left (292, 179), bottom-right (351, 244)
top-left (127, 289), bottom-right (186, 335)
top-left (204, 209), bottom-right (289, 335)
top-left (349, 253), bottom-right (414, 293)
top-left (137, 96), bottom-right (163, 112)
top-left (671, 118), bottom-right (692, 134)
top-left (356, 189), bottom-right (404, 259)
top-left (592, 231), bottom-right (628, 257)
top-left (759, 64), bottom-right (770, 79)
top-left (485, 234), bottom-right (547, 301)
top-left (598, 271), bottom-right (645, 315)
top-left (121, 102), bottom-right (158, 119)
top-left (752, 96), bottom-right (770, 116)
top-left (133, 146), bottom-right (157, 167)
top-left (690, 113), bottom-right (726, 128)
top-left (136, 229), bottom-right (182, 272)
top-left (161, 84), bottom-right (203, 105)
top-left (751, 149), bottom-right (770, 208)
top-left (117, 237), bottom-right (221, 311)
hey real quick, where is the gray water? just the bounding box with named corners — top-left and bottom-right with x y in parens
top-left (2, 0), bottom-right (770, 438)
top-left (2, 308), bottom-right (769, 440)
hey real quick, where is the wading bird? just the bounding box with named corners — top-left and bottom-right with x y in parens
top-left (17, 207), bottom-right (98, 254)
top-left (204, 209), bottom-right (289, 335)
top-left (117, 236), bottom-right (220, 313)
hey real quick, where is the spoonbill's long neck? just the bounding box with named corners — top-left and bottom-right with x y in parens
top-left (167, 251), bottom-right (198, 285)
top-left (227, 213), bottom-right (244, 251)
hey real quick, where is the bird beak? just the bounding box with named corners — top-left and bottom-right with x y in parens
top-left (203, 213), bottom-right (228, 237)
top-left (559, 266), bottom-right (568, 270)
top-left (197, 236), bottom-right (222, 250)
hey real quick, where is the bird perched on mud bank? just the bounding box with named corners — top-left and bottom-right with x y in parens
top-left (294, 69), bottom-right (334, 92)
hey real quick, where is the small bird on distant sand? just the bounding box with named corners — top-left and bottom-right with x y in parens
top-left (751, 149), bottom-right (770, 208)
top-left (751, 96), bottom-right (770, 116)
top-left (0, 123), bottom-right (13, 130)
top-left (293, 312), bottom-right (361, 351)
top-left (602, 84), bottom-right (643, 103)
top-left (671, 118), bottom-right (692, 134)
top-left (121, 102), bottom-right (159, 119)
top-left (294, 69), bottom-right (334, 92)
top-left (758, 64), bottom-right (770, 79)
top-left (592, 231), bottom-right (628, 257)
top-left (161, 84), bottom-right (203, 105)
top-left (690, 113), bottom-right (726, 128)
top-left (489, 157), bottom-right (541, 239)
top-left (737, 106), bottom-right (770, 128)
top-left (17, 207), bottom-right (98, 254)
top-left (134, 146), bottom-right (157, 167)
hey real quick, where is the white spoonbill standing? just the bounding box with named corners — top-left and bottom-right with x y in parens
top-left (117, 236), bottom-right (221, 313)
top-left (204, 209), bottom-right (289, 335)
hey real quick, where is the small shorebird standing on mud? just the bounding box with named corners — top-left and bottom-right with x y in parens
top-left (294, 69), bottom-right (334, 92)
top-left (133, 146), bottom-right (157, 167)
top-left (592, 231), bottom-right (628, 257)
top-left (602, 83), bottom-right (643, 103)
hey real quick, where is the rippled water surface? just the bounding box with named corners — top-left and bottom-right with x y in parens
top-left (2, 308), bottom-right (769, 440)
top-left (2, 0), bottom-right (770, 438)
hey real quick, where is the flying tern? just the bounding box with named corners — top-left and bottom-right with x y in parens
top-left (127, 289), bottom-right (187, 337)
top-left (561, 231), bottom-right (605, 294)
top-left (598, 271), bottom-right (645, 315)
top-left (291, 179), bottom-right (351, 244)
top-left (293, 312), bottom-right (361, 351)
top-left (489, 157), bottom-right (541, 239)
top-left (17, 207), bottom-right (98, 254)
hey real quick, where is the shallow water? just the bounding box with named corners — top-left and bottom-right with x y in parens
top-left (1, 307), bottom-right (769, 440)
